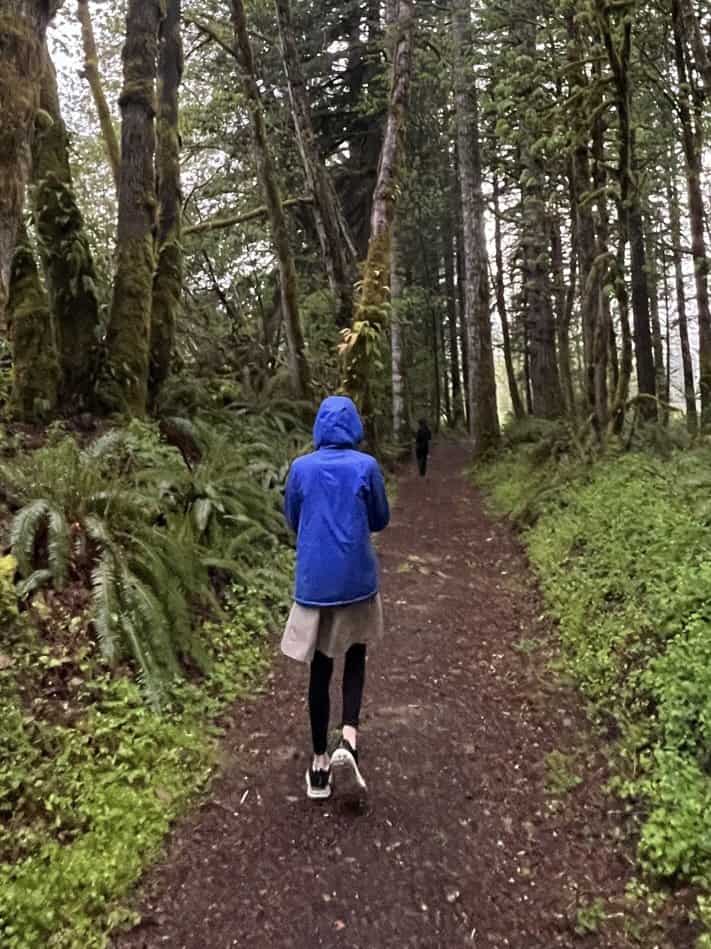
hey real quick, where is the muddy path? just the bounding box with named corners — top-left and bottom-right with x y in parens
top-left (116, 443), bottom-right (692, 949)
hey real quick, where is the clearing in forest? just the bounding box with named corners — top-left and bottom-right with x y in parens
top-left (116, 445), bottom-right (692, 949)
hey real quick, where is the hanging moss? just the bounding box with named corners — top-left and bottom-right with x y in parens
top-left (7, 228), bottom-right (60, 421)
top-left (101, 235), bottom-right (155, 416)
top-left (31, 48), bottom-right (100, 411)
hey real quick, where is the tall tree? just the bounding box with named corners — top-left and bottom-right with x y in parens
top-left (0, 0), bottom-right (56, 329)
top-left (77, 0), bottom-right (121, 192)
top-left (274, 0), bottom-right (357, 329)
top-left (390, 213), bottom-right (406, 441)
top-left (103, 0), bottom-right (163, 415)
top-left (596, 0), bottom-right (656, 419)
top-left (672, 0), bottom-right (711, 430)
top-left (149, 0), bottom-right (183, 402)
top-left (342, 0), bottom-right (416, 432)
top-left (452, 0), bottom-right (499, 451)
top-left (32, 43), bottom-right (101, 410)
top-left (230, 0), bottom-right (311, 400)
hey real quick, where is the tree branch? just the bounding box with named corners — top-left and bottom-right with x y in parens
top-left (183, 195), bottom-right (312, 236)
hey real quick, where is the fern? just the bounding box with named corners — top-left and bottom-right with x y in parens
top-left (11, 500), bottom-right (50, 578)
top-left (48, 508), bottom-right (71, 589)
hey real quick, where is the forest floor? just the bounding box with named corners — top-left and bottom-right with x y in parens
top-left (115, 443), bottom-right (694, 949)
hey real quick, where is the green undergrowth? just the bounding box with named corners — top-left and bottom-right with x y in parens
top-left (0, 400), bottom-right (307, 947)
top-left (0, 546), bottom-right (293, 949)
top-left (477, 427), bottom-right (711, 943)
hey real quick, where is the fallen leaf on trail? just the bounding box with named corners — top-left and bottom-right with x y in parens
top-left (334, 920), bottom-right (346, 931)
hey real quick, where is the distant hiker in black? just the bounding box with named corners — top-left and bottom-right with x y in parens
top-left (415, 419), bottom-right (432, 476)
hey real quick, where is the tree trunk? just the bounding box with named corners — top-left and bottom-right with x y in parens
top-left (32, 43), bottom-right (101, 411)
top-left (77, 0), bottom-right (121, 192)
top-left (0, 0), bottom-right (54, 331)
top-left (341, 0), bottom-right (415, 430)
top-left (551, 213), bottom-right (575, 416)
top-left (443, 216), bottom-right (464, 425)
top-left (516, 10), bottom-right (561, 419)
top-left (610, 229), bottom-right (633, 432)
top-left (230, 0), bottom-right (311, 400)
top-left (8, 220), bottom-right (60, 420)
top-left (493, 176), bottom-right (524, 419)
top-left (454, 169), bottom-right (470, 428)
top-left (645, 222), bottom-right (667, 418)
top-left (452, 0), bottom-right (499, 452)
top-left (679, 0), bottom-right (711, 94)
top-left (673, 0), bottom-right (711, 430)
top-left (390, 214), bottom-right (405, 441)
top-left (669, 170), bottom-right (697, 433)
top-left (596, 3), bottom-right (656, 418)
top-left (102, 0), bottom-right (163, 416)
top-left (149, 0), bottom-right (183, 403)
top-left (274, 0), bottom-right (356, 330)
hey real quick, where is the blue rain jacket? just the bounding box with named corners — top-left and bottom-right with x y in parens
top-left (284, 396), bottom-right (390, 607)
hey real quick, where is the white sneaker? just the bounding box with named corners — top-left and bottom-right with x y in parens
top-left (305, 766), bottom-right (332, 800)
top-left (331, 739), bottom-right (367, 800)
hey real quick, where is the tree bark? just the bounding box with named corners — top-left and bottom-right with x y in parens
top-left (0, 0), bottom-right (54, 331)
top-left (452, 0), bottom-right (499, 452)
top-left (341, 0), bottom-right (415, 431)
top-left (672, 0), bottom-right (711, 431)
top-left (390, 214), bottom-right (405, 441)
top-left (443, 202), bottom-right (464, 425)
top-left (679, 0), bottom-right (711, 94)
top-left (516, 8), bottom-right (561, 419)
top-left (102, 0), bottom-right (163, 416)
top-left (230, 0), bottom-right (311, 400)
top-left (596, 3), bottom-right (656, 418)
top-left (77, 0), bottom-right (121, 193)
top-left (274, 0), bottom-right (356, 329)
top-left (8, 220), bottom-right (60, 420)
top-left (493, 176), bottom-right (524, 420)
top-left (32, 43), bottom-right (101, 411)
top-left (669, 170), bottom-right (697, 433)
top-left (149, 0), bottom-right (183, 403)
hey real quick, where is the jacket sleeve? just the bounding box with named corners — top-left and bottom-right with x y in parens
top-left (284, 464), bottom-right (301, 533)
top-left (366, 461), bottom-right (390, 533)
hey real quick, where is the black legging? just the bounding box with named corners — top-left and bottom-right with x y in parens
top-left (417, 452), bottom-right (428, 476)
top-left (309, 644), bottom-right (367, 755)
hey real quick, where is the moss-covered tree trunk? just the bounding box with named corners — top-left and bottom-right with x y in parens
top-left (230, 0), bottom-right (311, 401)
top-left (77, 0), bottom-right (121, 193)
top-left (452, 0), bottom-right (500, 452)
top-left (0, 0), bottom-right (54, 330)
top-left (341, 0), bottom-right (415, 432)
top-left (8, 220), bottom-right (60, 419)
top-left (149, 0), bottom-right (183, 403)
top-left (274, 0), bottom-right (356, 330)
top-left (493, 175), bottom-right (524, 421)
top-left (102, 0), bottom-right (163, 416)
top-left (32, 43), bottom-right (101, 412)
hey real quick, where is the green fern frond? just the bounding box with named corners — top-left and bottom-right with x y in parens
top-left (16, 569), bottom-right (54, 600)
top-left (48, 508), bottom-right (71, 589)
top-left (91, 553), bottom-right (122, 662)
top-left (11, 499), bottom-right (50, 577)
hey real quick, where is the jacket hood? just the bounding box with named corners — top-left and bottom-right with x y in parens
top-left (313, 396), bottom-right (364, 449)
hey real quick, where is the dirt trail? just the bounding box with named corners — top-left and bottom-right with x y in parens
top-left (117, 443), bottom-right (688, 949)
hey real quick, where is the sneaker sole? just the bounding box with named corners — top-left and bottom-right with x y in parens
top-left (305, 771), bottom-right (332, 801)
top-left (331, 749), bottom-right (367, 802)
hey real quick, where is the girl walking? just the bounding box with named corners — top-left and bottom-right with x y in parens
top-left (282, 396), bottom-right (390, 801)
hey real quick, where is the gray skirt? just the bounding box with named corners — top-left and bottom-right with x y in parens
top-left (281, 594), bottom-right (384, 664)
